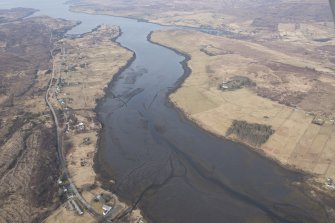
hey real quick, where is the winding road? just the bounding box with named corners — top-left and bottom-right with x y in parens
top-left (45, 46), bottom-right (101, 220)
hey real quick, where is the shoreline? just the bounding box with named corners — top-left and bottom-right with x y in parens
top-left (87, 27), bottom-right (153, 222)
top-left (92, 51), bottom-right (143, 221)
top-left (92, 36), bottom-right (137, 202)
top-left (64, 7), bottom-right (301, 177)
top-left (147, 31), bottom-right (335, 210)
top-left (91, 31), bottom-right (194, 223)
top-left (147, 31), bottom-right (311, 178)
top-left (67, 4), bottom-right (335, 220)
top-left (68, 6), bottom-right (236, 38)
top-left (66, 6), bottom-right (315, 181)
top-left (44, 24), bottom-right (146, 222)
top-left (83, 29), bottom-right (146, 220)
top-left (68, 6), bottom-right (181, 30)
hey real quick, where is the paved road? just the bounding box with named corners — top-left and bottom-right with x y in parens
top-left (46, 41), bottom-right (133, 222)
top-left (46, 47), bottom-right (101, 220)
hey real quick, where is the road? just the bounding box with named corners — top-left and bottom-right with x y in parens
top-left (46, 32), bottom-right (135, 221)
top-left (46, 46), bottom-right (102, 220)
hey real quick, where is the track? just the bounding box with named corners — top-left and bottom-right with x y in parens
top-left (45, 46), bottom-right (102, 220)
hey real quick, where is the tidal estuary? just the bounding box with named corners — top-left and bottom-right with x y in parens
top-left (0, 0), bottom-right (331, 222)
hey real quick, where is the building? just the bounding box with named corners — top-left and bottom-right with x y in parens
top-left (77, 122), bottom-right (85, 131)
top-left (102, 204), bottom-right (112, 216)
top-left (69, 199), bottom-right (84, 215)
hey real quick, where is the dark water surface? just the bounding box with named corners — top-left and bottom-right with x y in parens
top-left (0, 1), bottom-right (330, 222)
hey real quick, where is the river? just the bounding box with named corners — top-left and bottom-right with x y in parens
top-left (0, 1), bottom-right (331, 222)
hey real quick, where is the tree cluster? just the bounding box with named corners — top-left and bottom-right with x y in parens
top-left (226, 120), bottom-right (274, 146)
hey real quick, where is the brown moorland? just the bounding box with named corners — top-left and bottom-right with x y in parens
top-left (44, 25), bottom-right (145, 223)
top-left (70, 0), bottom-right (335, 191)
top-left (0, 8), bottom-right (78, 223)
top-left (150, 28), bottom-right (335, 192)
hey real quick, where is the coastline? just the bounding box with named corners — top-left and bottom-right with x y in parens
top-left (68, 6), bottom-right (180, 29)
top-left (45, 25), bottom-right (145, 222)
top-left (65, 8), bottom-right (298, 178)
top-left (66, 4), bottom-right (335, 220)
top-left (91, 47), bottom-right (145, 222)
top-left (68, 6), bottom-right (235, 38)
top-left (92, 37), bottom-right (138, 211)
top-left (2, 2), bottom-right (333, 223)
top-left (147, 31), bottom-right (307, 177)
top-left (65, 8), bottom-right (305, 177)
top-left (147, 31), bottom-right (335, 210)
top-left (74, 28), bottom-right (146, 221)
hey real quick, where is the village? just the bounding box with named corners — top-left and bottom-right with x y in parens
top-left (44, 25), bottom-right (145, 223)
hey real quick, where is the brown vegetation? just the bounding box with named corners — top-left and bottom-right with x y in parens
top-left (70, 0), bottom-right (335, 116)
top-left (0, 125), bottom-right (59, 223)
top-left (0, 15), bottom-right (77, 98)
top-left (44, 25), bottom-right (145, 222)
top-left (53, 0), bottom-right (335, 218)
top-left (150, 28), bottom-right (335, 191)
top-left (70, 0), bottom-right (333, 34)
top-left (0, 7), bottom-right (37, 23)
top-left (0, 8), bottom-right (78, 223)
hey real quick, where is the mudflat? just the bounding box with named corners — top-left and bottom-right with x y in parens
top-left (71, 0), bottom-right (335, 192)
top-left (44, 25), bottom-right (145, 223)
top-left (57, 1), bottom-right (335, 222)
top-left (150, 28), bottom-right (335, 190)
